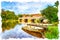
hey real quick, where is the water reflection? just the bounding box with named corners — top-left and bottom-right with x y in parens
top-left (2, 21), bottom-right (19, 32)
top-left (2, 21), bottom-right (35, 39)
top-left (2, 21), bottom-right (58, 39)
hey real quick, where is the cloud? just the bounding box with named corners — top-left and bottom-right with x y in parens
top-left (1, 0), bottom-right (58, 14)
top-left (13, 2), bottom-right (45, 14)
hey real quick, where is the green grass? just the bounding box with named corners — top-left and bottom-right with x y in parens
top-left (45, 25), bottom-right (59, 39)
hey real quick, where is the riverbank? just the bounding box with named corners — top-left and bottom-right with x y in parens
top-left (22, 25), bottom-right (59, 39)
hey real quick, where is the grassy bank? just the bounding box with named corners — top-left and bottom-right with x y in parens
top-left (45, 25), bottom-right (59, 39)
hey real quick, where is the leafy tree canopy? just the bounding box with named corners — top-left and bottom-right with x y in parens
top-left (41, 1), bottom-right (59, 23)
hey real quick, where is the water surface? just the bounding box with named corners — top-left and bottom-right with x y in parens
top-left (2, 24), bottom-right (35, 39)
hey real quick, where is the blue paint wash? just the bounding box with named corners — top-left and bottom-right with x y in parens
top-left (1, 24), bottom-right (35, 39)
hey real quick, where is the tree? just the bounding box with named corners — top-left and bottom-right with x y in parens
top-left (1, 9), bottom-right (18, 20)
top-left (41, 1), bottom-right (59, 23)
top-left (55, 1), bottom-right (59, 7)
top-left (18, 14), bottom-right (22, 17)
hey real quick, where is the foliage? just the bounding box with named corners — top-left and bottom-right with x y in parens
top-left (18, 14), bottom-right (22, 17)
top-left (55, 1), bottom-right (59, 7)
top-left (1, 9), bottom-right (18, 20)
top-left (1, 9), bottom-right (22, 31)
top-left (41, 1), bottom-right (59, 23)
top-left (45, 25), bottom-right (59, 39)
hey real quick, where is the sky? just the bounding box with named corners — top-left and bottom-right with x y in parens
top-left (1, 0), bottom-right (58, 15)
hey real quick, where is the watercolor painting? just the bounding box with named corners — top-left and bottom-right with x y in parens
top-left (1, 0), bottom-right (59, 39)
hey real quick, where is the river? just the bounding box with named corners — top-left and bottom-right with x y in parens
top-left (1, 24), bottom-right (36, 39)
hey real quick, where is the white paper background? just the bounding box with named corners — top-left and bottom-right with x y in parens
top-left (0, 0), bottom-right (60, 40)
